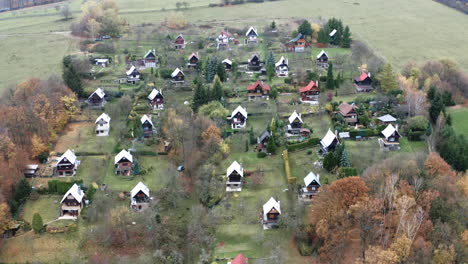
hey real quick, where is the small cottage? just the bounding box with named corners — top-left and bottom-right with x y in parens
top-left (301, 172), bottom-right (321, 199)
top-left (286, 33), bottom-right (309, 52)
top-left (175, 34), bottom-right (186, 49)
top-left (262, 197), bottom-right (281, 229)
top-left (171, 68), bottom-right (185, 83)
top-left (95, 58), bottom-right (109, 67)
top-left (24, 164), bottom-right (38, 178)
top-left (217, 31), bottom-right (230, 50)
top-left (226, 161), bottom-right (244, 192)
top-left (320, 129), bottom-right (340, 153)
top-left (60, 184), bottom-right (85, 219)
top-left (141, 115), bottom-right (155, 138)
top-left (286, 110), bottom-right (310, 137)
top-left (275, 56), bottom-right (289, 77)
top-left (316, 50), bottom-right (329, 68)
top-left (257, 130), bottom-right (270, 152)
top-left (126, 65), bottom-right (140, 84)
top-left (114, 149), bottom-right (133, 176)
top-left (148, 88), bottom-right (164, 110)
top-left (247, 80), bottom-right (270, 100)
top-left (354, 71), bottom-right (373, 92)
top-left (228, 253), bottom-right (248, 264)
top-left (245, 26), bottom-right (258, 44)
top-left (299, 80), bottom-right (320, 104)
top-left (88, 88), bottom-right (106, 107)
top-left (222, 59), bottom-right (232, 71)
top-left (187, 52), bottom-right (200, 68)
top-left (338, 102), bottom-right (358, 125)
top-left (230, 105), bottom-right (248, 129)
top-left (143, 49), bottom-right (158, 68)
top-left (95, 113), bottom-right (111, 136)
top-left (247, 54), bottom-right (261, 71)
top-left (56, 149), bottom-right (79, 177)
top-left (379, 124), bottom-right (401, 151)
top-left (130, 182), bottom-right (150, 211)
top-left (377, 114), bottom-right (397, 125)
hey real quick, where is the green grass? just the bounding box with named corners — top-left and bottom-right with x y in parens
top-left (20, 195), bottom-right (62, 223)
top-left (448, 106), bottom-right (468, 137)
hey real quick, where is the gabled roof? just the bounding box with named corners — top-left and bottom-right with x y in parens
top-left (219, 31), bottom-right (230, 37)
top-left (338, 102), bottom-right (357, 116)
top-left (316, 50), bottom-right (329, 59)
top-left (245, 26), bottom-right (258, 37)
top-left (355, 72), bottom-right (370, 82)
top-left (247, 80), bottom-right (270, 91)
top-left (263, 197), bottom-right (281, 218)
top-left (126, 65), bottom-right (137, 76)
top-left (329, 29), bottom-right (337, 37)
top-left (143, 49), bottom-right (156, 59)
top-left (175, 34), bottom-right (185, 40)
top-left (304, 172), bottom-right (321, 187)
top-left (231, 105), bottom-right (247, 119)
top-left (222, 58), bottom-right (232, 65)
top-left (377, 114), bottom-right (397, 123)
top-left (171, 68), bottom-right (184, 78)
top-left (231, 253), bottom-right (248, 264)
top-left (131, 181), bottom-right (149, 198)
top-left (140, 114), bottom-right (154, 127)
top-left (114, 149), bottom-right (133, 164)
top-left (57, 149), bottom-right (76, 165)
top-left (381, 124), bottom-right (401, 139)
top-left (95, 58), bottom-right (109, 63)
top-left (148, 89), bottom-right (162, 100)
top-left (90, 88), bottom-right (105, 99)
top-left (320, 129), bottom-right (339, 148)
top-left (290, 33), bottom-right (303, 42)
top-left (227, 161), bottom-right (243, 177)
top-left (275, 56), bottom-right (288, 68)
top-left (95, 113), bottom-right (111, 124)
top-left (188, 52), bottom-right (199, 60)
top-left (288, 110), bottom-right (303, 124)
top-left (248, 53), bottom-right (260, 63)
top-left (60, 184), bottom-right (84, 204)
top-left (257, 130), bottom-right (270, 144)
top-left (299, 81), bottom-right (319, 93)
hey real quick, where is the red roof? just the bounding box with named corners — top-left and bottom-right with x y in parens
top-left (299, 81), bottom-right (319, 93)
top-left (355, 72), bottom-right (369, 82)
top-left (231, 253), bottom-right (248, 264)
top-left (247, 80), bottom-right (270, 91)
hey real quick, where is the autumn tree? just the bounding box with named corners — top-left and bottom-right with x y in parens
top-left (0, 203), bottom-right (11, 233)
top-left (31, 134), bottom-right (48, 159)
top-left (378, 64), bottom-right (399, 92)
top-left (59, 4), bottom-right (72, 20)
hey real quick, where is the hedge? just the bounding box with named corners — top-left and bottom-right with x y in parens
top-left (286, 138), bottom-right (320, 152)
top-left (283, 150), bottom-right (296, 184)
top-left (349, 129), bottom-right (377, 138)
top-left (134, 151), bottom-right (158, 156)
top-left (257, 152), bottom-right (267, 158)
top-left (48, 180), bottom-right (84, 194)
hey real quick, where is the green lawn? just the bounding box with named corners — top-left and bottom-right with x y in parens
top-left (448, 106), bottom-right (468, 137)
top-left (20, 195), bottom-right (62, 223)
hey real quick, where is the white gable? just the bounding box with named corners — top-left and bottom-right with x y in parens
top-left (91, 88), bottom-right (105, 99)
top-left (95, 113), bottom-right (111, 124)
top-left (226, 161), bottom-right (243, 178)
top-left (57, 149), bottom-right (76, 165)
top-left (148, 89), bottom-right (162, 100)
top-left (381, 124), bottom-right (401, 139)
top-left (140, 114), bottom-right (154, 127)
top-left (222, 58), bottom-right (232, 65)
top-left (245, 26), bottom-right (258, 37)
top-left (275, 56), bottom-right (288, 68)
top-left (131, 181), bottom-right (150, 198)
top-left (60, 184), bottom-right (84, 204)
top-left (377, 114), bottom-right (397, 123)
top-left (144, 49), bottom-right (156, 59)
top-left (231, 105), bottom-right (247, 119)
top-left (320, 129), bottom-right (338, 148)
top-left (263, 197), bottom-right (281, 219)
top-left (316, 50), bottom-right (328, 59)
top-left (288, 110), bottom-right (303, 124)
top-left (171, 68), bottom-right (184, 78)
top-left (126, 65), bottom-right (136, 76)
top-left (304, 172), bottom-right (321, 187)
top-left (114, 149), bottom-right (133, 165)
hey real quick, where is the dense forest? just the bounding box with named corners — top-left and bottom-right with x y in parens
top-left (435, 0), bottom-right (468, 14)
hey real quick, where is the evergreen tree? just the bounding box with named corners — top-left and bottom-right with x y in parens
top-left (13, 179), bottom-right (31, 203)
top-left (340, 147), bottom-right (351, 167)
top-left (62, 56), bottom-right (84, 97)
top-left (245, 140), bottom-right (249, 152)
top-left (212, 75), bottom-right (223, 101)
top-left (377, 64), bottom-right (399, 92)
top-left (266, 52), bottom-right (276, 81)
top-left (270, 87), bottom-right (279, 100)
top-left (326, 63), bottom-right (335, 90)
top-left (266, 135), bottom-right (276, 154)
top-left (249, 127), bottom-right (256, 144)
top-left (323, 151), bottom-right (337, 172)
top-left (205, 57), bottom-right (218, 82)
top-left (271, 21), bottom-right (276, 30)
top-left (427, 86), bottom-right (437, 101)
top-left (133, 159), bottom-right (141, 175)
top-left (298, 20), bottom-right (313, 38)
top-left (317, 29), bottom-right (330, 44)
top-left (341, 26), bottom-right (352, 48)
top-left (32, 213), bottom-right (43, 233)
top-left (429, 92), bottom-right (444, 123)
top-left (215, 61), bottom-right (226, 82)
top-left (266, 51), bottom-right (275, 66)
top-left (192, 79), bottom-right (207, 112)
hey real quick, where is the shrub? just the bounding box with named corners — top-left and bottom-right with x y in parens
top-left (286, 138), bottom-right (320, 152)
top-left (339, 167), bottom-right (358, 178)
top-left (158, 68), bottom-right (173, 79)
top-left (94, 43), bottom-right (115, 54)
top-left (48, 180), bottom-right (84, 194)
top-left (32, 213), bottom-right (44, 233)
top-left (284, 77), bottom-right (292, 84)
top-left (257, 152), bottom-right (267, 158)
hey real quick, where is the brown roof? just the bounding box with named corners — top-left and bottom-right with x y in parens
top-left (247, 80), bottom-right (270, 91)
top-left (299, 81), bottom-right (319, 93)
top-left (338, 102), bottom-right (357, 116)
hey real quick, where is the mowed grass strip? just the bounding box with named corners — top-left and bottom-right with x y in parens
top-left (448, 106), bottom-right (468, 137)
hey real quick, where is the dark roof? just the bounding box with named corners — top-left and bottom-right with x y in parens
top-left (257, 130), bottom-right (270, 144)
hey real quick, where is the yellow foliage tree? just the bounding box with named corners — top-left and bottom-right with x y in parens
top-left (0, 203), bottom-right (11, 232)
top-left (165, 12), bottom-right (188, 29)
top-left (31, 134), bottom-right (48, 159)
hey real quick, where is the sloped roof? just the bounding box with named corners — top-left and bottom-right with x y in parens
top-left (288, 110), bottom-right (303, 124)
top-left (188, 52), bottom-right (199, 60)
top-left (126, 65), bottom-right (137, 76)
top-left (226, 161), bottom-right (243, 177)
top-left (320, 129), bottom-right (339, 148)
top-left (175, 34), bottom-right (185, 40)
top-left (304, 172), bottom-right (321, 187)
top-left (131, 181), bottom-right (150, 198)
top-left (381, 124), bottom-right (401, 139)
top-left (248, 53), bottom-right (260, 63)
top-left (257, 130), bottom-right (270, 144)
top-left (90, 88), bottom-right (105, 99)
top-left (339, 102), bottom-right (357, 116)
top-left (377, 114), bottom-right (397, 123)
top-left (95, 113), bottom-right (111, 124)
top-left (222, 58), bottom-right (232, 65)
top-left (329, 29), bottom-right (337, 37)
top-left (143, 49), bottom-right (156, 59)
top-left (231, 105), bottom-right (247, 119)
top-left (140, 114), bottom-right (154, 127)
top-left (275, 56), bottom-right (288, 68)
top-left (299, 81), bottom-right (319, 93)
top-left (148, 89), bottom-right (162, 100)
top-left (245, 26), bottom-right (258, 37)
top-left (114, 149), bottom-right (133, 164)
top-left (60, 184), bottom-right (84, 204)
top-left (290, 33), bottom-right (303, 42)
top-left (57, 149), bottom-right (76, 165)
top-left (171, 67), bottom-right (184, 78)
top-left (247, 80), bottom-right (270, 91)
top-left (263, 197), bottom-right (281, 218)
top-left (231, 253), bottom-right (248, 264)
top-left (355, 72), bottom-right (370, 82)
top-left (316, 50), bottom-right (328, 59)
top-left (95, 58), bottom-right (109, 63)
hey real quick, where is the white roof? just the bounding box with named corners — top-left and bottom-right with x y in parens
top-left (275, 56), bottom-right (288, 68)
top-left (91, 88), bottom-right (105, 99)
top-left (263, 197), bottom-right (281, 219)
top-left (329, 29), bottom-right (337, 37)
top-left (316, 50), bottom-right (328, 59)
top-left (57, 149), bottom-right (76, 165)
top-left (95, 58), bottom-right (109, 63)
top-left (60, 184), bottom-right (84, 204)
top-left (245, 26), bottom-right (258, 36)
top-left (171, 67), bottom-right (184, 78)
top-left (231, 105), bottom-right (247, 119)
top-left (147, 89), bottom-right (162, 100)
top-left (114, 149), bottom-right (133, 165)
top-left (377, 114), bottom-right (397, 123)
top-left (144, 49), bottom-right (156, 58)
top-left (226, 161), bottom-right (243, 178)
top-left (95, 113), bottom-right (111, 124)
top-left (126, 65), bottom-right (136, 76)
top-left (320, 129), bottom-right (338, 148)
top-left (140, 114), bottom-right (154, 127)
top-left (131, 181), bottom-right (150, 198)
top-left (304, 172), bottom-right (320, 187)
top-left (26, 164), bottom-right (39, 170)
top-left (381, 124), bottom-right (401, 139)
top-left (222, 58), bottom-right (232, 65)
top-left (288, 110), bottom-right (303, 124)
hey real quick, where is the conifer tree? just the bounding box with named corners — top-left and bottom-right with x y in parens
top-left (192, 79), bottom-right (207, 112)
top-left (249, 127), bottom-right (256, 144)
top-left (266, 134), bottom-right (276, 154)
top-left (32, 213), bottom-right (43, 233)
top-left (377, 64), bottom-right (399, 93)
top-left (317, 29), bottom-right (330, 44)
top-left (341, 26), bottom-right (352, 48)
top-left (212, 75), bottom-right (223, 101)
top-left (326, 63), bottom-right (335, 90)
top-left (62, 56), bottom-right (84, 97)
top-left (298, 20), bottom-right (313, 39)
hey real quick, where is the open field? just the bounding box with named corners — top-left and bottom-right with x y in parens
top-left (20, 195), bottom-right (62, 223)
top-left (448, 106), bottom-right (468, 137)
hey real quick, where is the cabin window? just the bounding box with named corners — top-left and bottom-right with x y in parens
top-left (312, 187), bottom-right (316, 190)
top-left (268, 214), bottom-right (276, 219)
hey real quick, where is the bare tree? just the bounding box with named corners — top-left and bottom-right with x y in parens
top-left (59, 4), bottom-right (72, 20)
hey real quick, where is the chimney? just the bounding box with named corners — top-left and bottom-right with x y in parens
top-left (317, 174), bottom-right (320, 181)
top-left (395, 124), bottom-right (398, 131)
top-left (368, 72), bottom-right (371, 77)
top-left (316, 79), bottom-right (319, 86)
top-left (334, 130), bottom-right (338, 136)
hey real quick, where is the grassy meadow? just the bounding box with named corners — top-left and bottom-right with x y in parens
top-left (448, 106), bottom-right (468, 137)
